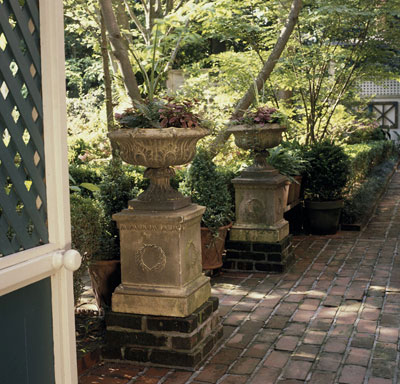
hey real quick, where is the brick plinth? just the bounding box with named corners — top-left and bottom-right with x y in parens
top-left (223, 235), bottom-right (294, 273)
top-left (102, 297), bottom-right (223, 369)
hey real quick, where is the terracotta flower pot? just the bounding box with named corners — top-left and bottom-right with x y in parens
top-left (88, 260), bottom-right (121, 309)
top-left (287, 175), bottom-right (303, 206)
top-left (201, 223), bottom-right (232, 270)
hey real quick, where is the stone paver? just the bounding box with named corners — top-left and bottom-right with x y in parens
top-left (79, 167), bottom-right (400, 384)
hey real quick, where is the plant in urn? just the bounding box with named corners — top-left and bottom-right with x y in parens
top-left (227, 105), bottom-right (286, 177)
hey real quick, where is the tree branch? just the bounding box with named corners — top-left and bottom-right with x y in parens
top-left (123, 0), bottom-right (149, 44)
top-left (99, 0), bottom-right (143, 104)
top-left (208, 0), bottom-right (302, 157)
top-left (232, 0), bottom-right (302, 119)
top-left (174, 0), bottom-right (185, 12)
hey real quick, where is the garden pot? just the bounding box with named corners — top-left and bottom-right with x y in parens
top-left (305, 200), bottom-right (344, 235)
top-left (287, 175), bottom-right (302, 206)
top-left (88, 259), bottom-right (121, 309)
top-left (108, 126), bottom-right (208, 210)
top-left (284, 181), bottom-right (290, 207)
top-left (201, 223), bottom-right (232, 270)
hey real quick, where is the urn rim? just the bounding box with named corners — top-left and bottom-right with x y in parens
top-left (108, 126), bottom-right (209, 141)
top-left (227, 123), bottom-right (285, 134)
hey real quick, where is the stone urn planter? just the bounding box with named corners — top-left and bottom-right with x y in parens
top-left (227, 124), bottom-right (286, 174)
top-left (107, 125), bottom-right (213, 318)
top-left (108, 126), bottom-right (208, 210)
top-left (225, 122), bottom-right (293, 272)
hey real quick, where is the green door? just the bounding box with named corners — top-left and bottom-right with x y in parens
top-left (0, 279), bottom-right (55, 384)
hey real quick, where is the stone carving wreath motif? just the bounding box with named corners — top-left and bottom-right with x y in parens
top-left (136, 244), bottom-right (167, 272)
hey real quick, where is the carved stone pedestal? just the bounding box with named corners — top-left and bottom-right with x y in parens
top-left (224, 169), bottom-right (294, 272)
top-left (105, 204), bottom-right (223, 367)
top-left (112, 204), bottom-right (211, 318)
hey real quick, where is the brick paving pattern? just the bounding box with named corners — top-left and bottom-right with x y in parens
top-left (79, 167), bottom-right (400, 383)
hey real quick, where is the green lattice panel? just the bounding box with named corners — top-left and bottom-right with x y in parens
top-left (0, 0), bottom-right (48, 257)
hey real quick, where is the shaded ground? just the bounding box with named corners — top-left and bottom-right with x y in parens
top-left (79, 166), bottom-right (400, 384)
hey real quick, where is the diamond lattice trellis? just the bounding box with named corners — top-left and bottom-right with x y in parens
top-left (0, 0), bottom-right (48, 257)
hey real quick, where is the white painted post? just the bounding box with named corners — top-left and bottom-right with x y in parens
top-left (40, 0), bottom-right (79, 383)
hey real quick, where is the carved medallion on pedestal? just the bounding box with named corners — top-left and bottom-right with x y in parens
top-left (136, 244), bottom-right (167, 273)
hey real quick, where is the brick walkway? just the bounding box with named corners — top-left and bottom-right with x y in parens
top-left (79, 167), bottom-right (400, 384)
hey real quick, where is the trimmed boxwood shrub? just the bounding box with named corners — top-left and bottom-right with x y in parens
top-left (341, 140), bottom-right (398, 224)
top-left (70, 194), bottom-right (103, 302)
top-left (180, 148), bottom-right (233, 233)
top-left (344, 140), bottom-right (397, 186)
top-left (97, 160), bottom-right (145, 259)
top-left (302, 141), bottom-right (351, 201)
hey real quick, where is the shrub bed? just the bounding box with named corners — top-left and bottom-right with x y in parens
top-left (344, 140), bottom-right (397, 185)
top-left (342, 158), bottom-right (398, 225)
top-left (341, 140), bottom-right (398, 226)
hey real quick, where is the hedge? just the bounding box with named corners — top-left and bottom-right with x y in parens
top-left (342, 159), bottom-right (398, 224)
top-left (341, 140), bottom-right (398, 225)
top-left (344, 140), bottom-right (397, 187)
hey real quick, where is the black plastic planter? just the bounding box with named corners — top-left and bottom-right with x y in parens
top-left (305, 200), bottom-right (344, 235)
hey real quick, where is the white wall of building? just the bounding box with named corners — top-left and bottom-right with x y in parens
top-left (360, 80), bottom-right (400, 140)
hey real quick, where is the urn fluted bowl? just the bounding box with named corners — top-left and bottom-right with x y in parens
top-left (108, 126), bottom-right (209, 168)
top-left (108, 126), bottom-right (209, 210)
top-left (227, 124), bottom-right (285, 152)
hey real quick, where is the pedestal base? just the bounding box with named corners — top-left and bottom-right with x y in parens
top-left (112, 274), bottom-right (211, 317)
top-left (229, 219), bottom-right (289, 243)
top-left (103, 297), bottom-right (223, 369)
top-left (223, 234), bottom-right (294, 273)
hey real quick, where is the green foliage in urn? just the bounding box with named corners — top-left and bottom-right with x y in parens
top-left (70, 194), bottom-right (103, 302)
top-left (303, 141), bottom-right (350, 202)
top-left (181, 148), bottom-right (233, 233)
top-left (232, 105), bottom-right (285, 126)
top-left (115, 97), bottom-right (203, 129)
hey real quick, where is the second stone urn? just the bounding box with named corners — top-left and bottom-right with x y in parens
top-left (225, 124), bottom-right (293, 272)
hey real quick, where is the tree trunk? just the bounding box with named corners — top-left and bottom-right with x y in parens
top-left (233, 0), bottom-right (302, 119)
top-left (100, 12), bottom-right (121, 161)
top-left (208, 0), bottom-right (303, 157)
top-left (100, 12), bottom-right (115, 134)
top-left (99, 0), bottom-right (143, 104)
